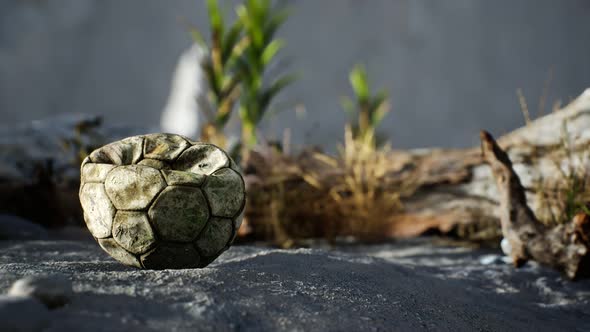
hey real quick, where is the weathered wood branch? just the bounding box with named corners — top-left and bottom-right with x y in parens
top-left (244, 89), bottom-right (590, 243)
top-left (481, 130), bottom-right (590, 279)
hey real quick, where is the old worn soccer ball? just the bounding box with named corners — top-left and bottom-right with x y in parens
top-left (79, 133), bottom-right (245, 269)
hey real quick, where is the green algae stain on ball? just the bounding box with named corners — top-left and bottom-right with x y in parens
top-left (79, 133), bottom-right (245, 270)
top-left (148, 186), bottom-right (210, 242)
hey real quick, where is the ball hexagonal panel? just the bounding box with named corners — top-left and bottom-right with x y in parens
top-left (148, 186), bottom-right (210, 242)
top-left (229, 158), bottom-right (241, 173)
top-left (161, 169), bottom-right (206, 187)
top-left (231, 210), bottom-right (245, 242)
top-left (174, 144), bottom-right (229, 175)
top-left (203, 168), bottom-right (245, 218)
top-left (81, 163), bottom-right (115, 183)
top-left (143, 133), bottom-right (189, 161)
top-left (105, 165), bottom-right (166, 210)
top-left (137, 158), bottom-right (169, 170)
top-left (98, 238), bottom-right (142, 268)
top-left (195, 217), bottom-right (233, 257)
top-left (140, 244), bottom-right (200, 269)
top-left (112, 211), bottom-right (156, 254)
top-left (79, 183), bottom-right (115, 238)
top-left (89, 135), bottom-right (144, 165)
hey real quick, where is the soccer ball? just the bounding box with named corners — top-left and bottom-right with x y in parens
top-left (79, 133), bottom-right (245, 269)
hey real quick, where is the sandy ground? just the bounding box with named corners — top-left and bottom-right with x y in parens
top-left (0, 238), bottom-right (589, 332)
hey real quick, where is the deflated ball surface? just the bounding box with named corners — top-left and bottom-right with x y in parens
top-left (79, 133), bottom-right (245, 269)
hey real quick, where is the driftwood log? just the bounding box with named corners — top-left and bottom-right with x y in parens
top-left (244, 89), bottom-right (590, 243)
top-left (481, 130), bottom-right (590, 279)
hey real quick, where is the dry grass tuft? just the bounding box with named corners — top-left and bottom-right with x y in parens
top-left (517, 86), bottom-right (590, 225)
top-left (303, 126), bottom-right (406, 239)
top-left (533, 122), bottom-right (590, 225)
top-left (243, 127), bottom-right (415, 246)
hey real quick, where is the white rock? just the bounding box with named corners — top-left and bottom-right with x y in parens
top-left (500, 237), bottom-right (512, 256)
top-left (500, 238), bottom-right (515, 264)
top-left (160, 43), bottom-right (211, 138)
top-left (479, 254), bottom-right (502, 265)
top-left (8, 275), bottom-right (73, 309)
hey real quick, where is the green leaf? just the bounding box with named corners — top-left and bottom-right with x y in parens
top-left (340, 96), bottom-right (355, 118)
top-left (370, 100), bottom-right (390, 127)
top-left (349, 64), bottom-right (370, 104)
top-left (237, 4), bottom-right (263, 49)
top-left (221, 75), bottom-right (240, 98)
top-left (261, 39), bottom-right (284, 66)
top-left (233, 0), bottom-right (295, 147)
top-left (234, 56), bottom-right (252, 78)
top-left (370, 91), bottom-right (388, 112)
top-left (235, 4), bottom-right (249, 25)
top-left (222, 20), bottom-right (243, 63)
top-left (203, 62), bottom-right (221, 101)
top-left (207, 0), bottom-right (224, 37)
top-left (189, 27), bottom-right (207, 48)
top-left (369, 90), bottom-right (390, 126)
top-left (249, 0), bottom-right (269, 26)
top-left (341, 63), bottom-right (391, 143)
top-left (259, 74), bottom-right (297, 116)
top-left (226, 36), bottom-right (250, 70)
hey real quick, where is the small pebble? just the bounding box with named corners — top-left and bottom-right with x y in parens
top-left (479, 254), bottom-right (503, 265)
top-left (500, 238), bottom-right (512, 256)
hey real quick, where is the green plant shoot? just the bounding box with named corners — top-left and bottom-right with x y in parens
top-left (235, 0), bottom-right (296, 149)
top-left (190, 0), bottom-right (249, 147)
top-left (341, 64), bottom-right (390, 147)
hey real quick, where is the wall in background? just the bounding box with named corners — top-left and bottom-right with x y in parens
top-left (1, 0), bottom-right (589, 149)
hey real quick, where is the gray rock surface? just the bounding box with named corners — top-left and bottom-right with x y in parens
top-left (0, 238), bottom-right (589, 331)
top-left (0, 295), bottom-right (50, 332)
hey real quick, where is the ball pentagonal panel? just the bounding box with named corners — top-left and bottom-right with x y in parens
top-left (143, 133), bottom-right (189, 161)
top-left (79, 183), bottom-right (115, 238)
top-left (98, 238), bottom-right (142, 268)
top-left (112, 211), bottom-right (156, 254)
top-left (174, 144), bottom-right (229, 175)
top-left (105, 165), bottom-right (166, 210)
top-left (140, 244), bottom-right (200, 269)
top-left (195, 217), bottom-right (233, 257)
top-left (148, 186), bottom-right (209, 242)
top-left (89, 136), bottom-right (144, 165)
top-left (203, 168), bottom-right (245, 218)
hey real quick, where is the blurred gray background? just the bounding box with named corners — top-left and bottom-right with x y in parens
top-left (1, 0), bottom-right (589, 149)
